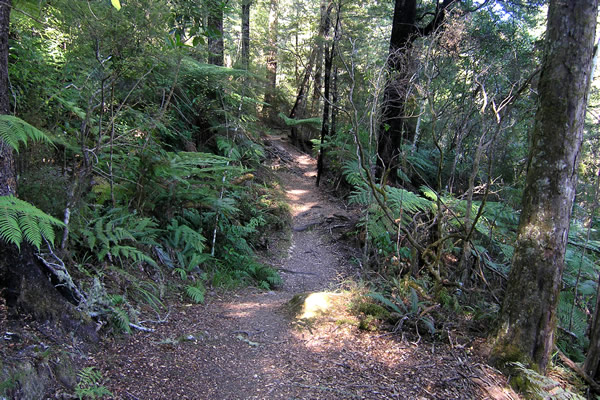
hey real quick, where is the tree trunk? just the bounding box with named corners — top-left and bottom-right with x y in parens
top-left (288, 0), bottom-right (333, 148)
top-left (241, 0), bottom-right (251, 70)
top-left (491, 0), bottom-right (598, 373)
top-left (263, 0), bottom-right (278, 119)
top-left (311, 0), bottom-right (328, 112)
top-left (377, 0), bottom-right (451, 184)
top-left (316, 3), bottom-right (340, 187)
top-left (208, 1), bottom-right (224, 66)
top-left (585, 273), bottom-right (600, 380)
top-left (0, 0), bottom-right (14, 196)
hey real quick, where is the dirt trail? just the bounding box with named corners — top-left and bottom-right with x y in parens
top-left (92, 136), bottom-right (517, 399)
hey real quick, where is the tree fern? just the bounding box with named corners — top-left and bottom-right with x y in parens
top-left (0, 196), bottom-right (64, 250)
top-left (0, 115), bottom-right (53, 152)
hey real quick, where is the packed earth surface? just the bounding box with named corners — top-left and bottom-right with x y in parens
top-left (87, 135), bottom-right (519, 399)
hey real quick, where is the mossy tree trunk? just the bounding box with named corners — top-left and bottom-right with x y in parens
top-left (491, 0), bottom-right (598, 373)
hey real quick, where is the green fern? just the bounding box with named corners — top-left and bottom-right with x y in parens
top-left (185, 283), bottom-right (205, 303)
top-left (75, 367), bottom-right (113, 399)
top-left (509, 362), bottom-right (585, 400)
top-left (0, 195), bottom-right (64, 250)
top-left (167, 220), bottom-right (206, 254)
top-left (110, 306), bottom-right (131, 333)
top-left (368, 291), bottom-right (406, 314)
top-left (0, 115), bottom-right (53, 152)
top-left (80, 211), bottom-right (159, 267)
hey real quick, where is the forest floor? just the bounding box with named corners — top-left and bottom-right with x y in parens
top-left (88, 134), bottom-right (519, 399)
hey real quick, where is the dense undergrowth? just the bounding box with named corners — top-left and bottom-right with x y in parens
top-left (3, 1), bottom-right (290, 339)
top-left (2, 0), bottom-right (600, 398)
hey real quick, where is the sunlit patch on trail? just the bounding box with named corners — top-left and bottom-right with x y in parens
top-left (223, 301), bottom-right (277, 318)
top-left (286, 189), bottom-right (318, 215)
top-left (287, 189), bottom-right (309, 200)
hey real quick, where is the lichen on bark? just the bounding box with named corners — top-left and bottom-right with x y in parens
top-left (491, 0), bottom-right (598, 373)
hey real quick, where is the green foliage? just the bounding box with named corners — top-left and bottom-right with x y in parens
top-left (185, 283), bottom-right (206, 303)
top-left (0, 195), bottom-right (64, 250)
top-left (509, 362), bottom-right (585, 400)
top-left (367, 291), bottom-right (405, 315)
top-left (109, 306), bottom-right (131, 334)
top-left (278, 112), bottom-right (322, 128)
top-left (0, 115), bottom-right (53, 152)
top-left (366, 286), bottom-right (435, 335)
top-left (557, 291), bottom-right (589, 363)
top-left (75, 367), bottom-right (113, 399)
top-left (78, 210), bottom-right (159, 267)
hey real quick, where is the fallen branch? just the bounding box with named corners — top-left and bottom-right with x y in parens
top-left (129, 322), bottom-right (155, 333)
top-left (556, 347), bottom-right (600, 393)
top-left (36, 238), bottom-right (88, 306)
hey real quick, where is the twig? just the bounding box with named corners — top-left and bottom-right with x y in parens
top-left (36, 238), bottom-right (88, 306)
top-left (125, 391), bottom-right (142, 400)
top-left (129, 323), bottom-right (155, 333)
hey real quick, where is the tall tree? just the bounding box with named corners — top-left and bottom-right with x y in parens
top-left (241, 0), bottom-right (251, 69)
top-left (263, 0), bottom-right (278, 119)
top-left (208, 0), bottom-right (224, 66)
top-left (0, 0), bottom-right (14, 196)
top-left (288, 0), bottom-right (333, 147)
top-left (377, 0), bottom-right (452, 184)
top-left (311, 0), bottom-right (327, 111)
top-left (491, 0), bottom-right (598, 373)
top-left (316, 2), bottom-right (340, 187)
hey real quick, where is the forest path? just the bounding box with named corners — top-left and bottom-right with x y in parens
top-left (92, 135), bottom-right (516, 399)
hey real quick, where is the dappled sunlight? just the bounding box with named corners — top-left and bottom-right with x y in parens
top-left (298, 292), bottom-right (343, 319)
top-left (286, 189), bottom-right (309, 200)
top-left (221, 299), bottom-right (281, 318)
top-left (285, 188), bottom-right (319, 215)
top-left (296, 155), bottom-right (315, 166)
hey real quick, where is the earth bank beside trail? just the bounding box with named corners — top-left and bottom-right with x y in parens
top-left (88, 134), bottom-right (518, 399)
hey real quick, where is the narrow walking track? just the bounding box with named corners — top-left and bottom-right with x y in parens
top-left (91, 135), bottom-right (517, 399)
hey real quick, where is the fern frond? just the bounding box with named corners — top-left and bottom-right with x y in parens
top-left (0, 115), bottom-right (53, 152)
top-left (0, 196), bottom-right (64, 249)
top-left (368, 292), bottom-right (405, 314)
top-left (0, 209), bottom-right (21, 248)
top-left (111, 306), bottom-right (131, 333)
top-left (185, 283), bottom-right (205, 303)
